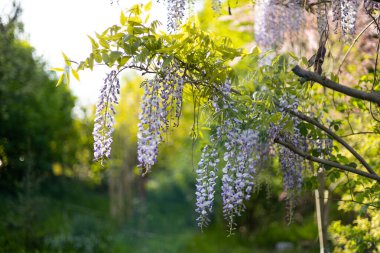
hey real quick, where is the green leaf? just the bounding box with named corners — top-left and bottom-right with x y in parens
top-left (109, 51), bottom-right (123, 65)
top-left (102, 52), bottom-right (110, 64)
top-left (87, 35), bottom-right (99, 50)
top-left (298, 122), bottom-right (309, 136)
top-left (88, 53), bottom-right (94, 70)
top-left (62, 52), bottom-right (71, 66)
top-left (56, 74), bottom-right (64, 86)
top-left (120, 11), bottom-right (127, 26)
top-left (144, 1), bottom-right (152, 11)
top-left (312, 149), bottom-right (321, 157)
top-left (348, 162), bottom-right (357, 168)
top-left (64, 71), bottom-right (70, 84)
top-left (50, 68), bottom-right (65, 72)
top-left (118, 56), bottom-right (131, 66)
top-left (94, 51), bottom-right (102, 63)
top-left (99, 39), bottom-right (110, 49)
top-left (288, 52), bottom-right (298, 61)
top-left (162, 56), bottom-right (174, 68)
top-left (71, 69), bottom-right (80, 81)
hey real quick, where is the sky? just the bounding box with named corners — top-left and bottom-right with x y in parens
top-left (0, 0), bottom-right (166, 106)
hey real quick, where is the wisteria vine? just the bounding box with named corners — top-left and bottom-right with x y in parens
top-left (137, 61), bottom-right (185, 174)
top-left (93, 71), bottom-right (120, 165)
top-left (87, 0), bottom-right (380, 233)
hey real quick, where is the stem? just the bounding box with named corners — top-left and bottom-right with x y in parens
top-left (274, 138), bottom-right (380, 182)
top-left (292, 65), bottom-right (380, 105)
top-left (340, 131), bottom-right (378, 138)
top-left (276, 103), bottom-right (377, 176)
top-left (337, 19), bottom-right (376, 74)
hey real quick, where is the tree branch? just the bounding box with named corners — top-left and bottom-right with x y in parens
top-left (281, 106), bottom-right (377, 176)
top-left (274, 138), bottom-right (380, 182)
top-left (292, 65), bottom-right (380, 105)
top-left (340, 131), bottom-right (379, 138)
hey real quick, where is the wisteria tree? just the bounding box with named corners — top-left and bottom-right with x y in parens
top-left (55, 0), bottom-right (380, 252)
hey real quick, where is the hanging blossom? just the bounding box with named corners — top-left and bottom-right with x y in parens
top-left (276, 96), bottom-right (307, 216)
top-left (341, 0), bottom-right (359, 36)
top-left (221, 120), bottom-right (259, 232)
top-left (278, 141), bottom-right (303, 212)
top-left (137, 78), bottom-right (162, 174)
top-left (195, 143), bottom-right (220, 229)
top-left (254, 0), bottom-right (281, 49)
top-left (196, 78), bottom-right (260, 231)
top-left (332, 0), bottom-right (342, 32)
top-left (93, 71), bottom-right (120, 164)
top-left (211, 79), bottom-right (235, 113)
top-left (167, 0), bottom-right (187, 32)
top-left (254, 0), bottom-right (304, 50)
top-left (137, 62), bottom-right (185, 174)
top-left (331, 0), bottom-right (359, 37)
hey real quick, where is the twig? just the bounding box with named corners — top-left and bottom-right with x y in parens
top-left (292, 65), bottom-right (380, 104)
top-left (274, 138), bottom-right (380, 182)
top-left (340, 131), bottom-right (378, 138)
top-left (337, 19), bottom-right (376, 74)
top-left (276, 103), bottom-right (377, 176)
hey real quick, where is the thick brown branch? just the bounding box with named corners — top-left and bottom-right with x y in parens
top-left (292, 65), bottom-right (380, 105)
top-left (282, 107), bottom-right (377, 176)
top-left (274, 138), bottom-right (380, 182)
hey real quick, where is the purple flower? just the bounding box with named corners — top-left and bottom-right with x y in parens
top-left (137, 61), bottom-right (185, 174)
top-left (93, 71), bottom-right (120, 165)
top-left (220, 120), bottom-right (259, 232)
top-left (195, 145), bottom-right (219, 229)
top-left (167, 0), bottom-right (187, 32)
top-left (254, 0), bottom-right (303, 50)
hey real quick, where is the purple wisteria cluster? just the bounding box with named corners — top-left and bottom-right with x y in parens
top-left (311, 137), bottom-right (333, 159)
top-left (93, 71), bottom-right (120, 164)
top-left (195, 144), bottom-right (219, 229)
top-left (254, 0), bottom-right (304, 49)
top-left (137, 62), bottom-right (185, 174)
top-left (167, 0), bottom-right (187, 32)
top-left (195, 78), bottom-right (263, 232)
top-left (211, 79), bottom-right (233, 113)
top-left (276, 96), bottom-right (307, 210)
top-left (137, 78), bottom-right (162, 173)
top-left (278, 138), bottom-right (303, 197)
top-left (221, 123), bottom-right (259, 232)
top-left (195, 112), bottom-right (261, 231)
top-left (332, 0), bottom-right (359, 35)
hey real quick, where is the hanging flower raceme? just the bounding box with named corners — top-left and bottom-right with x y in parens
top-left (137, 78), bottom-right (162, 174)
top-left (279, 141), bottom-right (303, 210)
top-left (167, 0), bottom-right (187, 32)
top-left (341, 0), bottom-right (359, 36)
top-left (331, 0), bottom-right (359, 37)
top-left (195, 144), bottom-right (219, 229)
top-left (93, 70), bottom-right (120, 165)
top-left (137, 62), bottom-right (185, 174)
top-left (221, 121), bottom-right (259, 232)
top-left (254, 0), bottom-right (304, 50)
